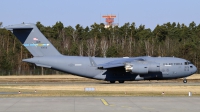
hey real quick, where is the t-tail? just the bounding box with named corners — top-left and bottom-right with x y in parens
top-left (5, 23), bottom-right (61, 57)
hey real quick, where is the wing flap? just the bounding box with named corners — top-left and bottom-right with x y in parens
top-left (35, 64), bottom-right (51, 68)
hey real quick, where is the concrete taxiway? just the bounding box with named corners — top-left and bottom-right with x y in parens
top-left (0, 97), bottom-right (200, 112)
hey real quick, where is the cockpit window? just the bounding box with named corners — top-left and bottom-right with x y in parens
top-left (185, 61), bottom-right (192, 65)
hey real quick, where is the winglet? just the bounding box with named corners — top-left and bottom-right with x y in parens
top-left (89, 57), bottom-right (97, 67)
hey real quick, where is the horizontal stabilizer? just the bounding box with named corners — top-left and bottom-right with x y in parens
top-left (23, 58), bottom-right (51, 68)
top-left (35, 64), bottom-right (51, 68)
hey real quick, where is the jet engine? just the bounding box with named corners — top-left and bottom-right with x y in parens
top-left (125, 61), bottom-right (160, 74)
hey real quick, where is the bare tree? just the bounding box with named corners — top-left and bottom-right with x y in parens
top-left (128, 37), bottom-right (132, 56)
top-left (86, 38), bottom-right (98, 56)
top-left (72, 30), bottom-right (77, 42)
top-left (144, 40), bottom-right (150, 56)
top-left (100, 38), bottom-right (108, 57)
top-left (150, 38), bottom-right (155, 56)
top-left (92, 38), bottom-right (98, 56)
top-left (64, 40), bottom-right (70, 53)
top-left (86, 39), bottom-right (92, 56)
top-left (18, 46), bottom-right (23, 74)
top-left (79, 42), bottom-right (83, 56)
top-left (61, 28), bottom-right (65, 49)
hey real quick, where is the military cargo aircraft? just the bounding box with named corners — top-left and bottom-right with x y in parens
top-left (6, 23), bottom-right (197, 83)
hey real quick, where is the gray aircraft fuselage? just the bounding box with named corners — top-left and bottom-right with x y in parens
top-left (23, 55), bottom-right (197, 82)
top-left (6, 23), bottom-right (197, 83)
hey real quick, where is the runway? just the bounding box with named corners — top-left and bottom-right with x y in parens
top-left (1, 96), bottom-right (200, 112)
top-left (0, 75), bottom-right (200, 111)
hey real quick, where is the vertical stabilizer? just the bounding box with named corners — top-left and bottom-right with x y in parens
top-left (6, 23), bottom-right (61, 57)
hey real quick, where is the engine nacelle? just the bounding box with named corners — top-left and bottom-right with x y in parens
top-left (125, 62), bottom-right (148, 74)
top-left (125, 61), bottom-right (160, 74)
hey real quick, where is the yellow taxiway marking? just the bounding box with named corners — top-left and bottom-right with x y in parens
top-left (100, 99), bottom-right (131, 108)
top-left (101, 99), bottom-right (109, 106)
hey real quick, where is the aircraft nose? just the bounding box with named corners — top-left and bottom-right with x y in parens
top-left (193, 65), bottom-right (197, 73)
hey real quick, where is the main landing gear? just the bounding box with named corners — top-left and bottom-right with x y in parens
top-left (183, 78), bottom-right (187, 83)
top-left (110, 81), bottom-right (115, 83)
top-left (118, 81), bottom-right (125, 83)
top-left (109, 81), bottom-right (125, 83)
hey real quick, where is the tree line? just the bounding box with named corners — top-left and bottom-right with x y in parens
top-left (0, 21), bottom-right (200, 75)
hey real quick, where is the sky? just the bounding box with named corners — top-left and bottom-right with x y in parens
top-left (1, 0), bottom-right (200, 30)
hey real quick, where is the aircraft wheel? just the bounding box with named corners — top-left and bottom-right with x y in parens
top-left (118, 81), bottom-right (124, 83)
top-left (183, 79), bottom-right (187, 83)
top-left (110, 81), bottom-right (115, 83)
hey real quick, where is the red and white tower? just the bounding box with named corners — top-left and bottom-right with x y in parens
top-left (102, 14), bottom-right (118, 28)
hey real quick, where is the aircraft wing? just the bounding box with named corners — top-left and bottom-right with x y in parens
top-left (97, 58), bottom-right (145, 69)
top-left (97, 63), bottom-right (124, 69)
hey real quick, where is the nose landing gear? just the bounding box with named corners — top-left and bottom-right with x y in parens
top-left (183, 78), bottom-right (187, 83)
